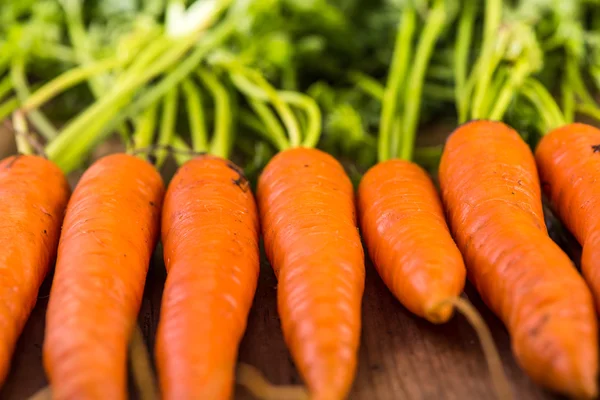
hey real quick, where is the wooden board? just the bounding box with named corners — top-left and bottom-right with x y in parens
top-left (0, 250), bottom-right (561, 400)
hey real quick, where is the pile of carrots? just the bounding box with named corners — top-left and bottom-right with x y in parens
top-left (5, 117), bottom-right (600, 400)
top-left (3, 1), bottom-right (600, 400)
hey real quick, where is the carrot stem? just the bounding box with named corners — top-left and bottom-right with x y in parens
top-left (46, 18), bottom-right (235, 173)
top-left (230, 70), bottom-right (302, 148)
top-left (171, 134), bottom-right (193, 165)
top-left (156, 87), bottom-right (179, 167)
top-left (0, 97), bottom-right (18, 122)
top-left (399, 0), bottom-right (446, 161)
top-left (235, 363), bottom-right (309, 400)
top-left (197, 68), bottom-right (232, 159)
top-left (0, 75), bottom-right (12, 101)
top-left (92, 20), bottom-right (237, 164)
top-left (245, 102), bottom-right (289, 150)
top-left (181, 78), bottom-right (208, 153)
top-left (561, 77), bottom-right (575, 124)
top-left (22, 57), bottom-right (124, 112)
top-left (470, 0), bottom-right (503, 120)
top-left (133, 103), bottom-right (159, 151)
top-left (577, 103), bottom-right (600, 123)
top-left (378, 7), bottom-right (416, 162)
top-left (60, 0), bottom-right (106, 97)
top-left (13, 112), bottom-right (33, 156)
top-left (10, 58), bottom-right (58, 140)
top-left (488, 59), bottom-right (530, 121)
top-left (520, 79), bottom-right (566, 133)
top-left (454, 0), bottom-right (477, 123)
top-left (348, 71), bottom-right (384, 100)
top-left (129, 325), bottom-right (159, 400)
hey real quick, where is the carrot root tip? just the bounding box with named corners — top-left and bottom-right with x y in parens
top-left (235, 362), bottom-right (309, 400)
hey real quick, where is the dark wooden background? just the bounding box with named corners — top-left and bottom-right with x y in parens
top-left (0, 130), bottom-right (570, 400)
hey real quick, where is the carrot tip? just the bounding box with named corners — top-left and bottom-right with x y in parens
top-left (235, 363), bottom-right (309, 400)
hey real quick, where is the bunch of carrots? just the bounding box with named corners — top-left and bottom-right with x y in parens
top-left (1, 0), bottom-right (600, 400)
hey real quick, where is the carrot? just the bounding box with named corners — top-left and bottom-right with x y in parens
top-left (154, 72), bottom-right (283, 399)
top-left (257, 147), bottom-right (364, 400)
top-left (535, 123), bottom-right (600, 312)
top-left (439, 120), bottom-right (598, 399)
top-left (43, 153), bottom-right (164, 399)
top-left (358, 160), bottom-right (465, 322)
top-left (156, 155), bottom-right (261, 399)
top-left (0, 155), bottom-right (69, 385)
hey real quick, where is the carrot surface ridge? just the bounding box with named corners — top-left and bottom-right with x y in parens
top-left (156, 156), bottom-right (260, 400)
top-left (358, 159), bottom-right (466, 323)
top-left (536, 123), bottom-right (600, 312)
top-left (43, 153), bottom-right (164, 400)
top-left (439, 120), bottom-right (598, 399)
top-left (257, 147), bottom-right (365, 400)
top-left (0, 155), bottom-right (69, 385)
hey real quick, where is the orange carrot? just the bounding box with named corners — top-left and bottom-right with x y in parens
top-left (257, 147), bottom-right (365, 400)
top-left (358, 159), bottom-right (465, 323)
top-left (43, 153), bottom-right (164, 399)
top-left (439, 120), bottom-right (598, 399)
top-left (0, 155), bottom-right (69, 385)
top-left (535, 123), bottom-right (600, 312)
top-left (156, 156), bottom-right (260, 399)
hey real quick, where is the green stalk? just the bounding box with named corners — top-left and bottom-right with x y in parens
top-left (13, 111), bottom-right (32, 155)
top-left (488, 59), bottom-right (530, 121)
top-left (0, 75), bottom-right (12, 101)
top-left (378, 7), bottom-right (416, 162)
top-left (282, 92), bottom-right (321, 148)
top-left (577, 103), bottom-right (600, 123)
top-left (46, 19), bottom-right (236, 173)
top-left (181, 78), bottom-right (208, 153)
top-left (399, 0), bottom-right (446, 161)
top-left (22, 57), bottom-right (124, 111)
top-left (454, 0), bottom-right (476, 122)
top-left (61, 0), bottom-right (106, 97)
top-left (470, 0), bottom-right (503, 119)
top-left (520, 79), bottom-right (566, 133)
top-left (197, 68), bottom-right (232, 158)
top-left (116, 37), bottom-right (172, 86)
top-left (567, 57), bottom-right (597, 105)
top-left (133, 103), bottom-right (159, 150)
top-left (171, 135), bottom-right (193, 165)
top-left (248, 100), bottom-right (290, 151)
top-left (10, 59), bottom-right (58, 140)
top-left (424, 84), bottom-right (456, 101)
top-left (561, 77), bottom-right (575, 124)
top-left (156, 87), bottom-right (178, 167)
top-left (230, 70), bottom-right (302, 147)
top-left (427, 65), bottom-right (454, 81)
top-left (0, 97), bottom-right (19, 122)
top-left (349, 71), bottom-right (384, 100)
